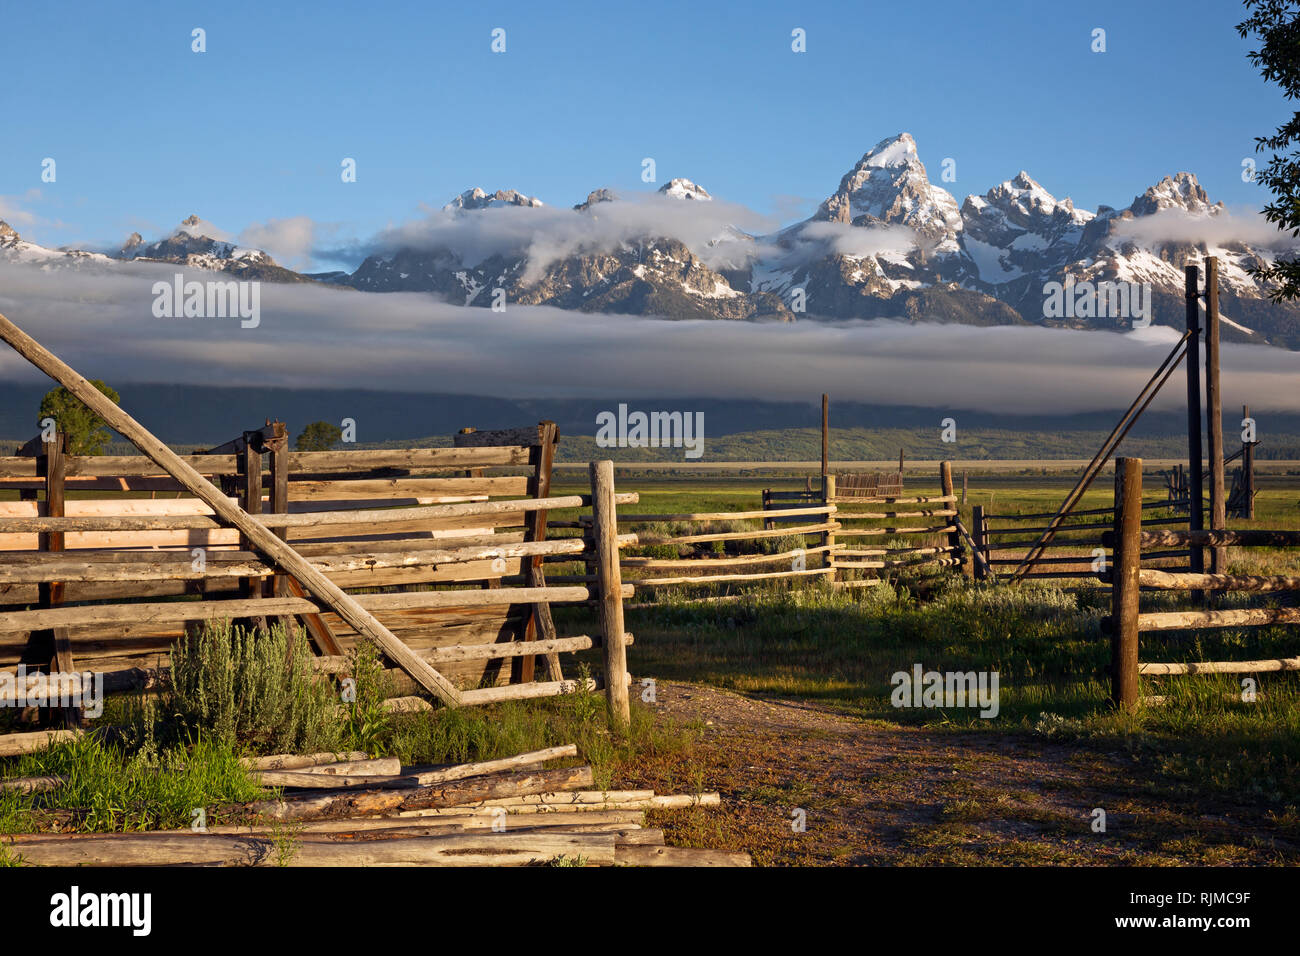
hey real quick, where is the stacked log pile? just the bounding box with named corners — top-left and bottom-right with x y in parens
top-left (0, 745), bottom-right (751, 867)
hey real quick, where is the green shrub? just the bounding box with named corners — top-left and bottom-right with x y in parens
top-left (166, 619), bottom-right (343, 754)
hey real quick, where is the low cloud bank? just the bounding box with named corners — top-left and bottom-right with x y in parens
top-left (0, 261), bottom-right (1297, 416)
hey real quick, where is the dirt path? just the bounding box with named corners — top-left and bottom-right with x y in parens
top-left (624, 681), bottom-right (1299, 866)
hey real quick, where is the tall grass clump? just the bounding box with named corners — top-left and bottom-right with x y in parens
top-left (1, 733), bottom-right (264, 833)
top-left (166, 619), bottom-right (343, 755)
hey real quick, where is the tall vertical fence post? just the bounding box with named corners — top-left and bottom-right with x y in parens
top-left (1184, 265), bottom-right (1205, 576)
top-left (972, 505), bottom-right (987, 582)
top-left (39, 430), bottom-right (77, 725)
top-left (820, 393), bottom-right (829, 494)
top-left (266, 422), bottom-right (292, 639)
top-left (1243, 403), bottom-right (1256, 520)
top-left (1111, 457), bottom-right (1142, 712)
top-left (823, 473), bottom-right (837, 582)
top-left (519, 421), bottom-right (561, 683)
top-left (589, 460), bottom-right (630, 731)
top-left (1204, 257), bottom-right (1226, 574)
top-left (940, 461), bottom-right (962, 568)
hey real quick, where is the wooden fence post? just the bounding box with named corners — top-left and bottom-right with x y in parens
top-left (1243, 404), bottom-right (1255, 520)
top-left (821, 393), bottom-right (829, 494)
top-left (39, 431), bottom-right (77, 725)
top-left (972, 505), bottom-right (987, 582)
top-left (267, 422), bottom-right (288, 599)
top-left (1205, 257), bottom-right (1226, 574)
top-left (940, 461), bottom-right (962, 568)
top-left (237, 441), bottom-right (268, 633)
top-left (589, 460), bottom-right (630, 731)
top-left (1185, 265), bottom-right (1205, 576)
top-left (822, 474), bottom-right (837, 582)
top-left (1111, 457), bottom-right (1142, 712)
top-left (518, 421), bottom-right (561, 684)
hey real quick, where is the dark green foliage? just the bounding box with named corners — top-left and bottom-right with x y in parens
top-left (36, 381), bottom-right (120, 454)
top-left (166, 619), bottom-right (344, 754)
top-left (295, 420), bottom-right (343, 451)
top-left (1238, 1), bottom-right (1300, 299)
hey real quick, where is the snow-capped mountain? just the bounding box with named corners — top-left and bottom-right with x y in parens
top-left (730, 134), bottom-right (1300, 346)
top-left (0, 220), bottom-right (115, 268)
top-left (658, 178), bottom-right (712, 201)
top-left (6, 135), bottom-right (1300, 347)
top-left (345, 182), bottom-right (792, 320)
top-left (442, 188), bottom-right (543, 212)
top-left (814, 133), bottom-right (963, 251)
top-left (114, 215), bottom-right (306, 282)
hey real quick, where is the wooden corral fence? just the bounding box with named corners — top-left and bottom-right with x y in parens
top-left (1105, 457), bottom-right (1300, 711)
top-left (825, 462), bottom-right (962, 589)
top-left (558, 500), bottom-right (840, 600)
top-left (0, 418), bottom-right (638, 726)
top-left (760, 486), bottom-right (819, 530)
top-left (971, 493), bottom-right (1191, 583)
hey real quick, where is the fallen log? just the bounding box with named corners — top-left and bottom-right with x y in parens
top-left (2, 830), bottom-right (616, 867)
top-left (0, 775), bottom-right (64, 794)
top-left (234, 765), bottom-right (595, 823)
top-left (398, 789), bottom-right (655, 815)
top-left (241, 751), bottom-right (368, 771)
top-left (255, 771), bottom-right (417, 790)
top-left (206, 823), bottom-right (659, 843)
top-left (206, 808), bottom-right (645, 835)
top-left (280, 758), bottom-right (401, 776)
top-left (404, 745), bottom-right (579, 786)
top-left (0, 729), bottom-right (81, 758)
top-left (402, 791), bottom-right (720, 815)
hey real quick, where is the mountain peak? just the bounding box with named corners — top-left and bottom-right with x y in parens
top-left (858, 132), bottom-right (920, 170)
top-left (658, 178), bottom-right (712, 201)
top-left (816, 133), bottom-right (962, 246)
top-left (1129, 172), bottom-right (1222, 217)
top-left (574, 188), bottom-right (616, 212)
top-left (983, 171), bottom-right (1084, 221)
top-left (443, 188), bottom-right (543, 212)
top-left (0, 220), bottom-right (18, 241)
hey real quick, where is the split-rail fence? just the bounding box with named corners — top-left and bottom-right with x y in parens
top-left (1105, 457), bottom-right (1300, 710)
top-left (0, 421), bottom-right (636, 727)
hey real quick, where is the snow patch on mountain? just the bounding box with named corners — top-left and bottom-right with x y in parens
top-left (659, 178), bottom-right (712, 201)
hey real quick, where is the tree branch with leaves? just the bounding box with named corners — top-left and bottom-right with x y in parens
top-left (1238, 0), bottom-right (1300, 300)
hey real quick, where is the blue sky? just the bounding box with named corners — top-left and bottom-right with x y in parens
top-left (0, 0), bottom-right (1286, 270)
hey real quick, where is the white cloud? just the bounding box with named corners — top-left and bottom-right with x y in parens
top-left (797, 220), bottom-right (918, 259)
top-left (0, 259), bottom-right (1297, 417)
top-left (0, 193), bottom-right (39, 229)
top-left (239, 216), bottom-right (317, 269)
top-left (347, 194), bottom-right (779, 283)
top-left (1111, 205), bottom-right (1299, 250)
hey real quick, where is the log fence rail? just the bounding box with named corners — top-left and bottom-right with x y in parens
top-left (1105, 457), bottom-right (1300, 710)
